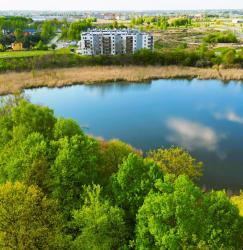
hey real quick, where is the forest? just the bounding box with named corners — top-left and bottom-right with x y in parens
top-left (0, 96), bottom-right (243, 249)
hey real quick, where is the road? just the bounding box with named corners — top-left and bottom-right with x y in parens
top-left (48, 34), bottom-right (60, 46)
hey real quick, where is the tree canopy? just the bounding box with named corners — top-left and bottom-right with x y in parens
top-left (0, 97), bottom-right (242, 249)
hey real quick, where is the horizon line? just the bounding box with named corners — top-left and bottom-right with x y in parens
top-left (1, 8), bottom-right (243, 12)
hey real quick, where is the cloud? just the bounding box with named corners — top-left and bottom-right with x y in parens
top-left (166, 118), bottom-right (224, 152)
top-left (214, 111), bottom-right (243, 125)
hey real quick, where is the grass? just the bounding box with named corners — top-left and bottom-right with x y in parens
top-left (0, 65), bottom-right (242, 95)
top-left (0, 48), bottom-right (70, 59)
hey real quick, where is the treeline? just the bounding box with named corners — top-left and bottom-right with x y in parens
top-left (60, 19), bottom-right (93, 40)
top-left (0, 16), bottom-right (33, 30)
top-left (0, 97), bottom-right (242, 249)
top-left (130, 16), bottom-right (192, 29)
top-left (0, 47), bottom-right (242, 72)
top-left (0, 18), bottom-right (61, 49)
top-left (204, 32), bottom-right (238, 44)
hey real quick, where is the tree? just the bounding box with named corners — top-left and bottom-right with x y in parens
top-left (49, 134), bottom-right (100, 216)
top-left (231, 191), bottom-right (243, 216)
top-left (147, 147), bottom-right (203, 180)
top-left (111, 153), bottom-right (163, 218)
top-left (36, 40), bottom-right (48, 50)
top-left (98, 139), bottom-right (141, 186)
top-left (14, 28), bottom-right (23, 42)
top-left (135, 175), bottom-right (243, 249)
top-left (0, 132), bottom-right (48, 185)
top-left (51, 43), bottom-right (57, 50)
top-left (0, 43), bottom-right (4, 52)
top-left (41, 20), bottom-right (56, 43)
top-left (11, 99), bottom-right (56, 139)
top-left (53, 117), bottom-right (83, 140)
top-left (0, 182), bottom-right (66, 249)
top-left (67, 19), bottom-right (92, 40)
top-left (223, 49), bottom-right (236, 65)
top-left (72, 184), bottom-right (127, 250)
top-left (112, 20), bottom-right (119, 29)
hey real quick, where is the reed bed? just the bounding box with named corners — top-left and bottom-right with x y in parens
top-left (0, 66), bottom-right (242, 95)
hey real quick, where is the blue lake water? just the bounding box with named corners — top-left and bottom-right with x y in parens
top-left (25, 79), bottom-right (243, 191)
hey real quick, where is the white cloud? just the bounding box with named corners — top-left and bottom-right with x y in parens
top-left (166, 117), bottom-right (224, 152)
top-left (214, 111), bottom-right (243, 125)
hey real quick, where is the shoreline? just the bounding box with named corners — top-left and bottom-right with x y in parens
top-left (0, 66), bottom-right (243, 95)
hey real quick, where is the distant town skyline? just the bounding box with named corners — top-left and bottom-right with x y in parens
top-left (1, 0), bottom-right (243, 11)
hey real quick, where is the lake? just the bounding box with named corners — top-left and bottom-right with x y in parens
top-left (25, 79), bottom-right (243, 191)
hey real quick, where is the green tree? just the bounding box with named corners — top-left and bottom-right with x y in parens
top-left (14, 28), bottom-right (23, 42)
top-left (72, 184), bottom-right (127, 250)
top-left (36, 40), bottom-right (48, 50)
top-left (0, 43), bottom-right (4, 52)
top-left (136, 175), bottom-right (243, 249)
top-left (51, 43), bottom-right (57, 50)
top-left (98, 139), bottom-right (141, 186)
top-left (231, 191), bottom-right (243, 216)
top-left (0, 132), bottom-right (48, 185)
top-left (41, 20), bottom-right (56, 43)
top-left (49, 134), bottom-right (100, 216)
top-left (111, 153), bottom-right (163, 218)
top-left (223, 49), bottom-right (236, 65)
top-left (54, 117), bottom-right (83, 140)
top-left (11, 99), bottom-right (56, 139)
top-left (147, 147), bottom-right (203, 180)
top-left (0, 182), bottom-right (66, 249)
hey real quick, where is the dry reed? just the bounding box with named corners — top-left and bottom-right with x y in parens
top-left (0, 66), bottom-right (242, 95)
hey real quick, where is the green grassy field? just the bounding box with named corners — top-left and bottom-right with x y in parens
top-left (0, 48), bottom-right (70, 59)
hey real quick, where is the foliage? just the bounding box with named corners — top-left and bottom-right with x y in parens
top-left (223, 49), bottom-right (236, 65)
top-left (0, 182), bottom-right (66, 249)
top-left (0, 43), bottom-right (4, 52)
top-left (231, 191), bottom-right (243, 216)
top-left (66, 19), bottom-right (93, 40)
top-left (51, 43), bottom-right (57, 50)
top-left (169, 17), bottom-right (192, 27)
top-left (49, 134), bottom-right (100, 216)
top-left (204, 32), bottom-right (238, 44)
top-left (136, 175), bottom-right (243, 249)
top-left (0, 46), bottom-right (242, 72)
top-left (14, 28), bottom-right (23, 42)
top-left (98, 139), bottom-right (141, 186)
top-left (36, 40), bottom-right (48, 50)
top-left (54, 117), bottom-right (83, 139)
top-left (147, 147), bottom-right (203, 180)
top-left (0, 132), bottom-right (48, 185)
top-left (111, 153), bottom-right (163, 218)
top-left (0, 98), bottom-right (242, 249)
top-left (11, 99), bottom-right (56, 138)
top-left (41, 20), bottom-right (57, 42)
top-left (0, 16), bottom-right (32, 30)
top-left (72, 184), bottom-right (127, 250)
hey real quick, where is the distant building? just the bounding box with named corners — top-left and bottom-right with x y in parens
top-left (12, 42), bottom-right (23, 51)
top-left (77, 29), bottom-right (154, 55)
top-left (56, 40), bottom-right (77, 49)
top-left (232, 19), bottom-right (243, 24)
top-left (103, 13), bottom-right (116, 20)
top-left (115, 14), bottom-right (131, 21)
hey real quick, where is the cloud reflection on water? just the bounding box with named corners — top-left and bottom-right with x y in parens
top-left (214, 110), bottom-right (243, 125)
top-left (166, 117), bottom-right (224, 152)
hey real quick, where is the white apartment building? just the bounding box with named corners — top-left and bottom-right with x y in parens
top-left (77, 29), bottom-right (154, 55)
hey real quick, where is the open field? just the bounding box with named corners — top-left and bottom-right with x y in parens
top-left (0, 65), bottom-right (242, 95)
top-left (0, 48), bottom-right (70, 59)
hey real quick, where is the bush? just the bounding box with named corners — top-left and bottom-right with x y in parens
top-left (204, 32), bottom-right (238, 44)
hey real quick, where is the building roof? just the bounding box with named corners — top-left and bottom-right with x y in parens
top-left (82, 29), bottom-right (151, 36)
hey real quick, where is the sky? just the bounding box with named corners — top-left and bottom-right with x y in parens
top-left (1, 0), bottom-right (243, 11)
